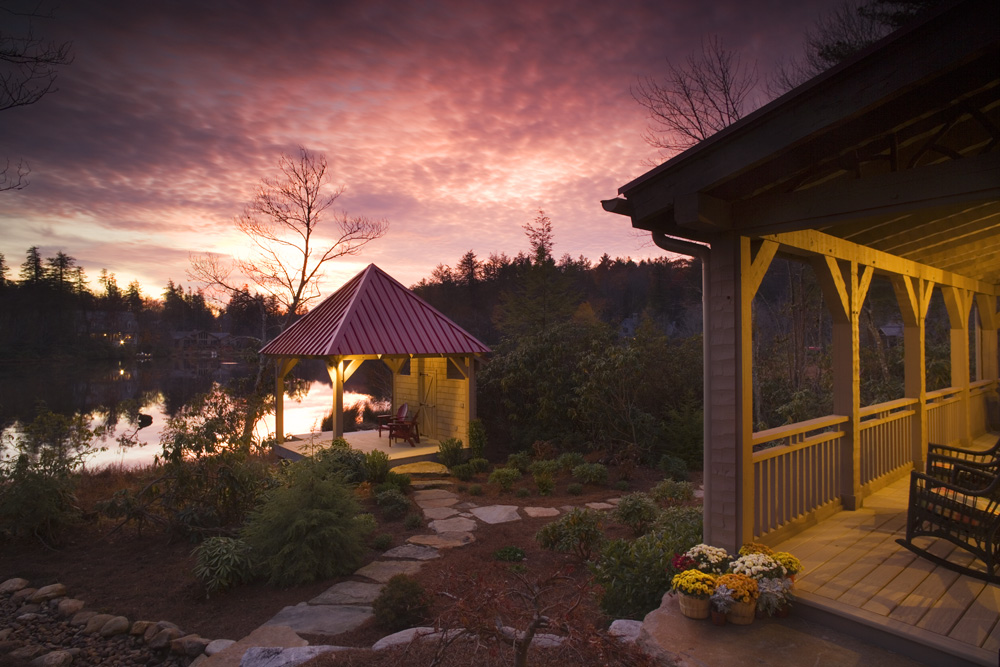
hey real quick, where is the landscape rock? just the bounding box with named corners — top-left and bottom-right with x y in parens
top-left (203, 625), bottom-right (307, 667)
top-left (172, 634), bottom-right (212, 657)
top-left (469, 505), bottom-right (521, 524)
top-left (392, 462), bottom-right (450, 477)
top-left (99, 615), bottom-right (131, 637)
top-left (69, 610), bottom-right (97, 626)
top-left (144, 620), bottom-right (180, 642)
top-left (407, 531), bottom-right (476, 549)
top-left (309, 581), bottom-right (384, 606)
top-left (148, 626), bottom-right (184, 650)
top-left (608, 619), bottom-right (642, 643)
top-left (205, 638), bottom-right (236, 656)
top-left (8, 645), bottom-right (47, 661)
top-left (499, 627), bottom-right (565, 648)
top-left (413, 488), bottom-right (458, 500)
top-left (422, 506), bottom-right (458, 520)
top-left (29, 583), bottom-right (67, 603)
top-left (0, 578), bottom-right (28, 594)
top-left (240, 645), bottom-right (347, 667)
top-left (381, 544), bottom-right (440, 560)
top-left (82, 613), bottom-right (115, 635)
top-left (371, 627), bottom-right (460, 651)
top-left (523, 506), bottom-right (560, 518)
top-left (354, 559), bottom-right (423, 583)
top-left (263, 603), bottom-right (373, 636)
top-left (416, 497), bottom-right (460, 509)
top-left (56, 598), bottom-right (84, 617)
top-left (28, 649), bottom-right (73, 666)
top-left (12, 588), bottom-right (37, 602)
top-left (428, 516), bottom-right (477, 533)
top-left (585, 502), bottom-right (614, 510)
top-left (130, 620), bottom-right (155, 635)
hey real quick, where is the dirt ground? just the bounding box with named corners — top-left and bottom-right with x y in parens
top-left (0, 464), bottom-right (680, 663)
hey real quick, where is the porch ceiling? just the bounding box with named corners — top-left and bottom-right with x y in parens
top-left (615, 0), bottom-right (1000, 290)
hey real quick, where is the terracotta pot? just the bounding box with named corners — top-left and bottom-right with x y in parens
top-left (710, 609), bottom-right (727, 626)
top-left (677, 593), bottom-right (710, 619)
top-left (777, 604), bottom-right (790, 618)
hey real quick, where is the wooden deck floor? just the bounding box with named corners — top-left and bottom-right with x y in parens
top-left (274, 428), bottom-right (443, 465)
top-left (774, 435), bottom-right (999, 666)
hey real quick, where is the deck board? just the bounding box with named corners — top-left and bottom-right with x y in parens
top-left (773, 435), bottom-right (999, 665)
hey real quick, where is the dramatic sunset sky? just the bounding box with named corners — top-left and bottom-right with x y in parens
top-left (1, 0), bottom-right (843, 299)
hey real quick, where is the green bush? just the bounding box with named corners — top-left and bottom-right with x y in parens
top-left (488, 467), bottom-right (521, 492)
top-left (535, 508), bottom-right (604, 560)
top-left (192, 537), bottom-right (255, 596)
top-left (658, 454), bottom-right (689, 481)
top-left (469, 484), bottom-right (483, 496)
top-left (330, 437), bottom-right (351, 449)
top-left (534, 472), bottom-right (554, 496)
top-left (556, 452), bottom-right (585, 473)
top-left (468, 457), bottom-right (490, 473)
top-left (469, 419), bottom-right (487, 459)
top-left (506, 451), bottom-right (532, 473)
top-left (528, 459), bottom-right (560, 477)
top-left (614, 480), bottom-right (630, 491)
top-left (450, 463), bottom-right (474, 482)
top-left (649, 479), bottom-right (694, 504)
top-left (438, 437), bottom-right (466, 468)
top-left (372, 533), bottom-right (393, 551)
top-left (380, 471), bottom-right (411, 494)
top-left (354, 512), bottom-right (378, 535)
top-left (515, 487), bottom-right (531, 498)
top-left (567, 482), bottom-right (583, 495)
top-left (364, 450), bottom-right (391, 484)
top-left (241, 459), bottom-right (368, 586)
top-left (611, 492), bottom-right (659, 536)
top-left (312, 445), bottom-right (367, 483)
top-left (493, 546), bottom-right (526, 562)
top-left (572, 463), bottom-right (608, 485)
top-left (373, 574), bottom-right (430, 631)
top-left (590, 506), bottom-right (703, 619)
top-left (403, 512), bottom-right (424, 530)
top-left (375, 488), bottom-right (411, 520)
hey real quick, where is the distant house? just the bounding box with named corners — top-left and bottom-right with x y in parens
top-left (171, 330), bottom-right (232, 356)
top-left (80, 311), bottom-right (139, 347)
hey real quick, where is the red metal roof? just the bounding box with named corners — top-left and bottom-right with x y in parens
top-left (259, 264), bottom-right (491, 357)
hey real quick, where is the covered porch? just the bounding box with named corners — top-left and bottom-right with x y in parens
top-left (273, 428), bottom-right (443, 466)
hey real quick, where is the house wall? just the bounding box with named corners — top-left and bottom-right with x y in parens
top-left (392, 356), bottom-right (474, 444)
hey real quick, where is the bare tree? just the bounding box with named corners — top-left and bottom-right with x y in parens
top-left (632, 36), bottom-right (759, 158)
top-left (1, 2), bottom-right (73, 190)
top-left (190, 147), bottom-right (388, 331)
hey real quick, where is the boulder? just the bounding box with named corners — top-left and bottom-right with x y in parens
top-left (69, 610), bottom-right (97, 626)
top-left (608, 619), bottom-right (642, 643)
top-left (130, 620), bottom-right (156, 636)
top-left (28, 650), bottom-right (74, 666)
top-left (99, 616), bottom-right (131, 637)
top-left (239, 645), bottom-right (347, 667)
top-left (82, 614), bottom-right (115, 635)
top-left (0, 578), bottom-right (29, 594)
top-left (12, 588), bottom-right (37, 602)
top-left (205, 638), bottom-right (236, 656)
top-left (171, 634), bottom-right (211, 657)
top-left (56, 599), bottom-right (85, 617)
top-left (29, 583), bottom-right (67, 603)
top-left (144, 620), bottom-right (180, 642)
top-left (371, 627), bottom-right (451, 651)
top-left (148, 627), bottom-right (184, 650)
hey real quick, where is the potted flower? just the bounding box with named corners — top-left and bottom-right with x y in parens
top-left (714, 573), bottom-right (758, 625)
top-left (738, 542), bottom-right (774, 556)
top-left (731, 552), bottom-right (787, 581)
top-left (756, 576), bottom-right (793, 617)
top-left (670, 569), bottom-right (716, 619)
top-left (709, 582), bottom-right (735, 625)
top-left (683, 543), bottom-right (733, 575)
top-left (772, 551), bottom-right (802, 584)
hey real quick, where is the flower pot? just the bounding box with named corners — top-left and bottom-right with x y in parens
top-left (677, 593), bottom-right (710, 619)
top-left (727, 599), bottom-right (755, 625)
top-left (777, 603), bottom-right (790, 618)
top-left (710, 609), bottom-right (727, 626)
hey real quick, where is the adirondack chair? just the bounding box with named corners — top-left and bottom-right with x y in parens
top-left (389, 408), bottom-right (421, 447)
top-left (377, 403), bottom-right (408, 438)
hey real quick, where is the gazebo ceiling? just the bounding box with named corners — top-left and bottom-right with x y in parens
top-left (610, 0), bottom-right (1000, 289)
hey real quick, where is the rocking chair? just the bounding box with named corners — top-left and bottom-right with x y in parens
top-left (389, 408), bottom-right (421, 447)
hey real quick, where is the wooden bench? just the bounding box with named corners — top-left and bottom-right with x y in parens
top-left (897, 464), bottom-right (999, 583)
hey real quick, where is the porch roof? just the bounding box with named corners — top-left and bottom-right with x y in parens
top-left (259, 263), bottom-right (491, 358)
top-left (606, 0), bottom-right (1000, 290)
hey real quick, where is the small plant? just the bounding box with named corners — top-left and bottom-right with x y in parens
top-left (382, 471), bottom-right (411, 493)
top-left (489, 467), bottom-right (521, 493)
top-left (456, 484), bottom-right (468, 493)
top-left (468, 483), bottom-right (483, 496)
top-left (330, 437), bottom-right (351, 449)
top-left (192, 537), bottom-right (255, 597)
top-left (533, 472), bottom-right (554, 496)
top-left (468, 418), bottom-right (487, 459)
top-left (658, 454), bottom-right (688, 481)
top-left (611, 492), bottom-right (660, 536)
top-left (516, 487), bottom-right (531, 498)
top-left (557, 451), bottom-right (585, 473)
top-left (375, 488), bottom-right (411, 520)
top-left (682, 543), bottom-right (732, 575)
top-left (614, 480), bottom-right (630, 491)
top-left (506, 451), bottom-right (532, 473)
top-left (567, 482), bottom-right (583, 495)
top-left (535, 507), bottom-right (604, 560)
top-left (372, 533), bottom-right (393, 551)
top-left (438, 437), bottom-right (466, 468)
top-left (714, 573), bottom-right (758, 605)
top-left (731, 552), bottom-right (786, 580)
top-left (468, 457), bottom-right (490, 473)
top-left (772, 551), bottom-right (802, 576)
top-left (372, 574), bottom-right (430, 632)
top-left (650, 478), bottom-right (694, 504)
top-left (450, 463), bottom-right (474, 482)
top-left (364, 450), bottom-right (391, 484)
top-left (739, 542), bottom-right (774, 556)
top-left (493, 545), bottom-right (526, 562)
top-left (403, 512), bottom-right (424, 530)
top-left (354, 512), bottom-right (378, 535)
top-left (670, 569), bottom-right (716, 598)
top-left (572, 462), bottom-right (608, 485)
top-left (527, 459), bottom-right (560, 478)
top-left (711, 583), bottom-right (736, 614)
top-left (756, 576), bottom-right (792, 616)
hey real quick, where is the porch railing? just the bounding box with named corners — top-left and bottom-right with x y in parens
top-left (858, 398), bottom-right (916, 487)
top-left (752, 415), bottom-right (847, 539)
top-left (926, 386), bottom-right (963, 445)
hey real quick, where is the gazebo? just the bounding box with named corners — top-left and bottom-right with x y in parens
top-left (260, 263), bottom-right (490, 445)
top-left (604, 1), bottom-right (998, 661)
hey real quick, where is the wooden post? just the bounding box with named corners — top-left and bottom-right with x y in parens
top-left (327, 357), bottom-right (345, 438)
top-left (274, 357), bottom-right (299, 443)
top-left (942, 286), bottom-right (972, 445)
top-left (975, 294), bottom-right (998, 383)
top-left (893, 275), bottom-right (933, 469)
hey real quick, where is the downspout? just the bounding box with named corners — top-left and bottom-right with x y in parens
top-left (650, 232), bottom-right (713, 531)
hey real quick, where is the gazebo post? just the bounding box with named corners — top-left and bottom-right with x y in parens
top-left (327, 357), bottom-right (345, 438)
top-left (274, 357), bottom-right (299, 444)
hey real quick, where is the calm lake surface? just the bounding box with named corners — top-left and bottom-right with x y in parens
top-left (0, 358), bottom-right (386, 469)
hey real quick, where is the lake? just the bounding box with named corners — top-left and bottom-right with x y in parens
top-left (0, 357), bottom-right (388, 469)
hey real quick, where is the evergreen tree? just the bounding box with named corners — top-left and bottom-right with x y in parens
top-left (20, 246), bottom-right (44, 284)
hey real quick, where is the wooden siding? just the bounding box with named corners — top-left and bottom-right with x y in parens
top-left (392, 356), bottom-right (472, 444)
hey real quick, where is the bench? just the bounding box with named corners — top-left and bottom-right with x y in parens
top-left (896, 464), bottom-right (999, 582)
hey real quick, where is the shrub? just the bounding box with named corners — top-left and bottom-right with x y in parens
top-left (658, 454), bottom-right (689, 481)
top-left (650, 479), bottom-right (694, 504)
top-left (572, 463), bottom-right (608, 485)
top-left (567, 482), bottom-right (583, 495)
top-left (450, 463), bottom-right (474, 482)
top-left (534, 472), bottom-right (554, 496)
top-left (557, 452), bottom-right (585, 473)
top-left (468, 484), bottom-right (483, 496)
top-left (528, 459), bottom-right (560, 477)
top-left (403, 512), bottom-right (424, 530)
top-left (614, 480), bottom-right (630, 491)
top-left (241, 459), bottom-right (368, 586)
top-left (516, 487), bottom-right (531, 498)
top-left (493, 546), bottom-right (526, 562)
top-left (535, 508), bottom-right (604, 560)
top-left (192, 537), bottom-right (255, 596)
top-left (469, 419), bottom-right (487, 459)
top-left (468, 457), bottom-right (490, 473)
top-left (437, 437), bottom-right (466, 468)
top-left (373, 574), bottom-right (431, 631)
top-left (611, 493), bottom-right (660, 536)
top-left (372, 533), bottom-right (393, 551)
top-left (382, 471), bottom-right (411, 493)
top-left (591, 508), bottom-right (704, 619)
top-left (364, 450), bottom-right (391, 484)
top-left (506, 451), bottom-right (532, 473)
top-left (330, 437), bottom-right (351, 449)
top-left (312, 445), bottom-right (366, 483)
top-left (375, 488), bottom-right (411, 520)
top-left (354, 512), bottom-right (378, 535)
top-left (488, 467), bottom-right (521, 493)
